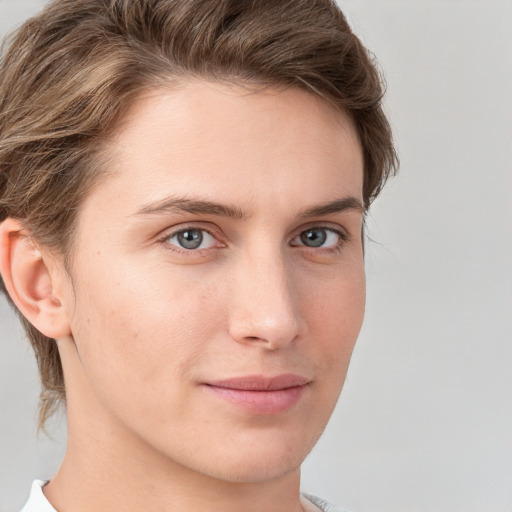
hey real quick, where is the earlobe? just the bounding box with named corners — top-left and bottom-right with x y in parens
top-left (0, 218), bottom-right (71, 339)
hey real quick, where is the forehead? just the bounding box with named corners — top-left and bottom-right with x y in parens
top-left (84, 81), bottom-right (363, 220)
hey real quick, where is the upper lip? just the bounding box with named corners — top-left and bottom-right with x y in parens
top-left (205, 374), bottom-right (310, 391)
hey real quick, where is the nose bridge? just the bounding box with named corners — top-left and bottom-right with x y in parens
top-left (228, 244), bottom-right (300, 349)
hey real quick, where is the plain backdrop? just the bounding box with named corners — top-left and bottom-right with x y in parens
top-left (1, 1), bottom-right (511, 511)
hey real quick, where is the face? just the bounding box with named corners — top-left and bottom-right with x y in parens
top-left (60, 81), bottom-right (365, 483)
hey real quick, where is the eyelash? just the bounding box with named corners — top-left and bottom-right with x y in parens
top-left (158, 224), bottom-right (350, 256)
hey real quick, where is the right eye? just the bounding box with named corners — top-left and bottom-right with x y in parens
top-left (165, 228), bottom-right (217, 251)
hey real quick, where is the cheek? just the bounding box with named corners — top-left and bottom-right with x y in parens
top-left (68, 258), bottom-right (224, 411)
top-left (305, 257), bottom-right (365, 330)
top-left (301, 260), bottom-right (365, 376)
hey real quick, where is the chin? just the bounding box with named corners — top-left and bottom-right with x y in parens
top-left (179, 428), bottom-right (319, 484)
top-left (200, 450), bottom-right (305, 484)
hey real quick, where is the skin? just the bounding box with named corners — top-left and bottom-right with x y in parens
top-left (1, 82), bottom-right (365, 512)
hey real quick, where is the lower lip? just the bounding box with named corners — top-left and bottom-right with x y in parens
top-left (203, 384), bottom-right (307, 415)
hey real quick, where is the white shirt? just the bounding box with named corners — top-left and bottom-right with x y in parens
top-left (20, 480), bottom-right (56, 512)
top-left (20, 480), bottom-right (350, 512)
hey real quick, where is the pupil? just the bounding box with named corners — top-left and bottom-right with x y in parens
top-left (177, 229), bottom-right (203, 249)
top-left (300, 228), bottom-right (326, 247)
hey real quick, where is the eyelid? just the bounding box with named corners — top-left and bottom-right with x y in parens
top-left (293, 221), bottom-right (350, 239)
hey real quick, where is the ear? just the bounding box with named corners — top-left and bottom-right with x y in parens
top-left (0, 218), bottom-right (71, 339)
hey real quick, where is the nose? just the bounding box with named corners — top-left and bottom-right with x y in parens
top-left (227, 250), bottom-right (301, 350)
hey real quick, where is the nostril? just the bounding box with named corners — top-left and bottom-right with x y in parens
top-left (240, 335), bottom-right (275, 344)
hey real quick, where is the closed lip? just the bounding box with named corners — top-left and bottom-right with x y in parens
top-left (202, 374), bottom-right (310, 414)
top-left (204, 374), bottom-right (310, 391)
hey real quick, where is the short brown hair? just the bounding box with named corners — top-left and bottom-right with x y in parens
top-left (0, 0), bottom-right (398, 429)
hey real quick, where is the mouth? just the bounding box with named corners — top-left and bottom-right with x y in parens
top-left (202, 374), bottom-right (310, 415)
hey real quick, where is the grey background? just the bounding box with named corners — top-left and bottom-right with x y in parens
top-left (1, 0), bottom-right (511, 511)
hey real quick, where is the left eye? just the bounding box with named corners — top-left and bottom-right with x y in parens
top-left (166, 228), bottom-right (217, 250)
top-left (292, 227), bottom-right (342, 248)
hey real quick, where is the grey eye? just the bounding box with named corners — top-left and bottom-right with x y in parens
top-left (164, 227), bottom-right (219, 252)
top-left (299, 228), bottom-right (328, 247)
top-left (293, 227), bottom-right (343, 249)
top-left (173, 229), bottom-right (207, 249)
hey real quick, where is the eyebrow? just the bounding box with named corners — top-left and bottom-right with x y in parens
top-left (133, 195), bottom-right (363, 219)
top-left (134, 196), bottom-right (248, 219)
top-left (298, 196), bottom-right (364, 217)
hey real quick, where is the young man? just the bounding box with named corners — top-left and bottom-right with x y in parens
top-left (0, 1), bottom-right (397, 511)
